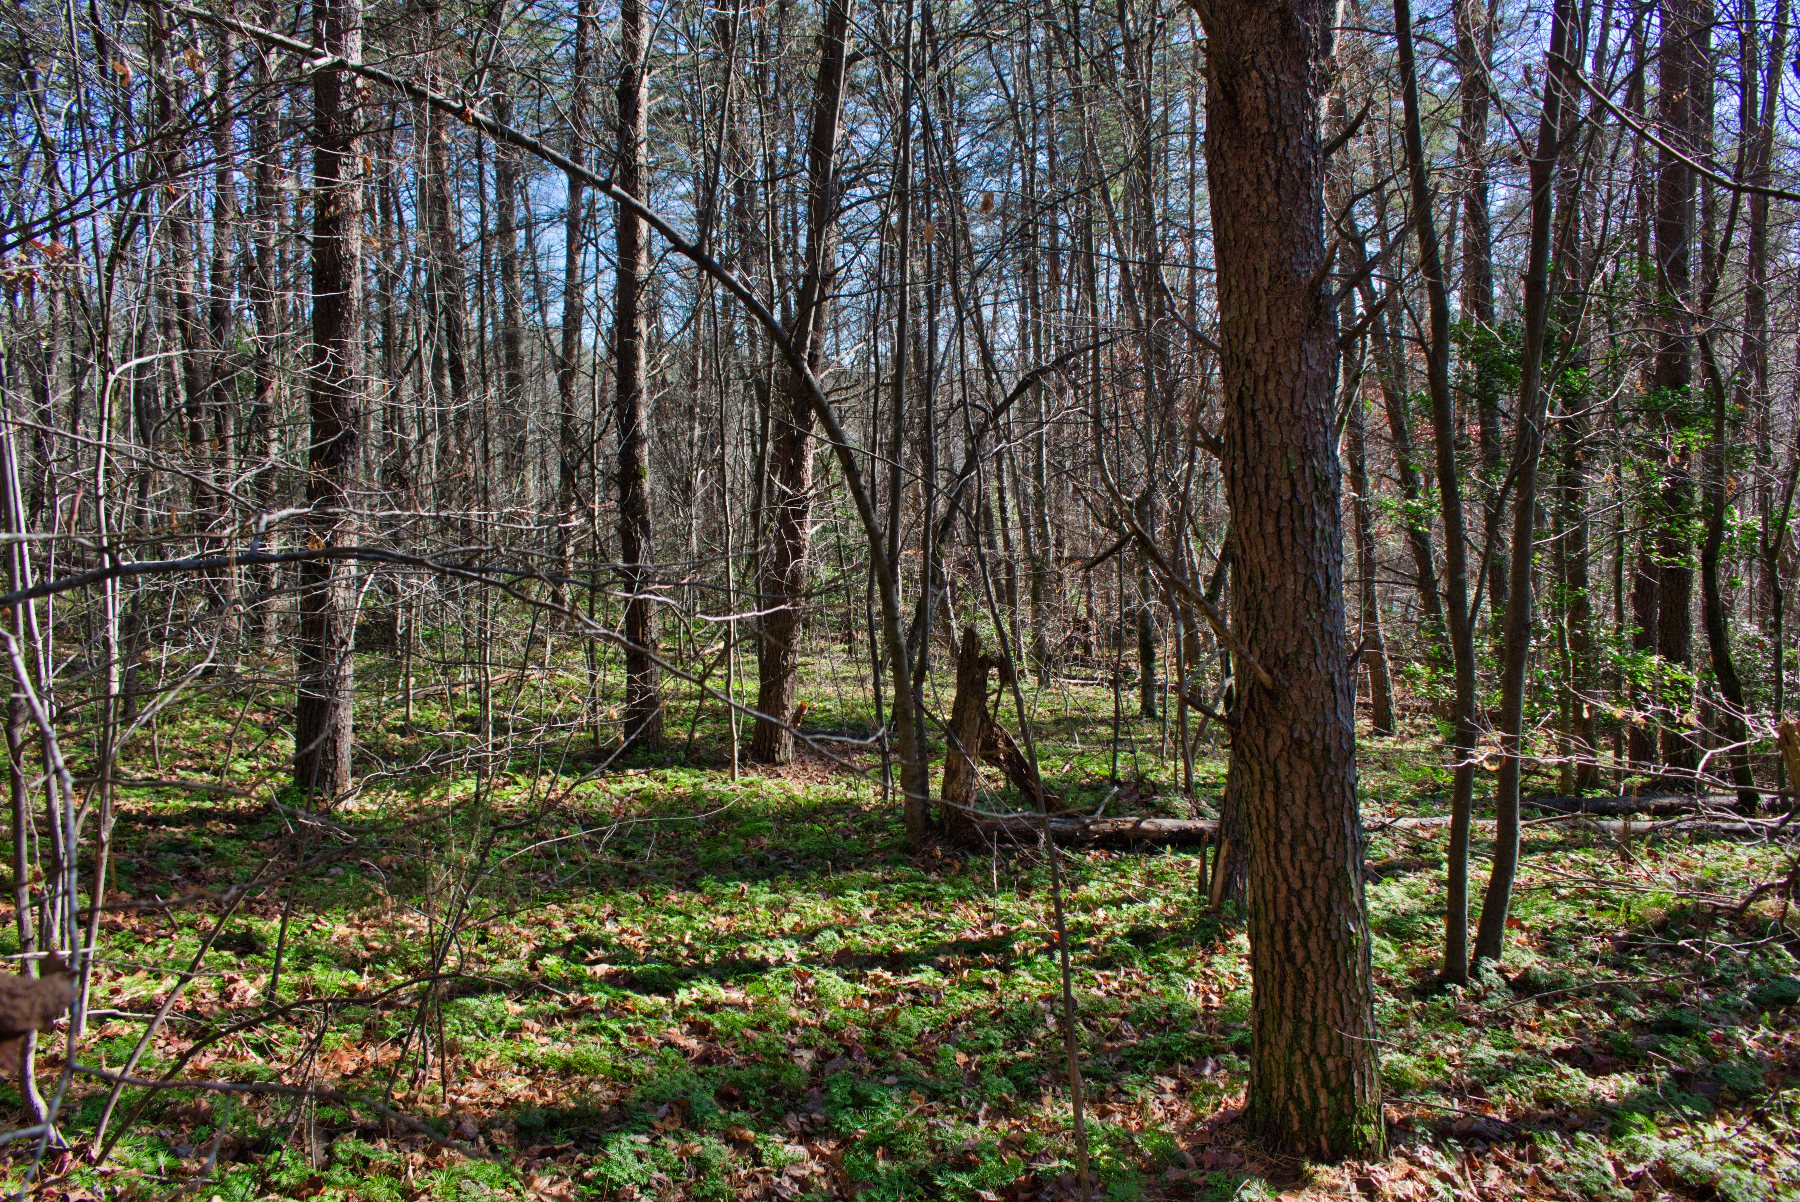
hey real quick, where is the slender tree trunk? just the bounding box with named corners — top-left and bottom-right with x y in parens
top-left (1135, 487), bottom-right (1159, 719)
top-left (1347, 391), bottom-right (1395, 736)
top-left (1329, 27), bottom-right (1394, 739)
top-left (1697, 0), bottom-right (1781, 812)
top-left (1550, 9), bottom-right (1602, 796)
top-left (247, 22), bottom-right (283, 645)
top-left (293, 0), bottom-right (364, 797)
top-left (1473, 0), bottom-right (1579, 966)
top-left (940, 624), bottom-right (988, 839)
top-left (1395, 0), bottom-right (1480, 983)
top-left (1455, 0), bottom-right (1508, 628)
top-left (554, 0), bottom-right (595, 610)
top-left (614, 0), bottom-right (663, 750)
top-left (493, 73), bottom-right (527, 438)
top-left (1350, 178), bottom-right (1448, 660)
top-left (752, 0), bottom-right (854, 766)
top-left (204, 28), bottom-right (242, 634)
top-left (1744, 0), bottom-right (1790, 784)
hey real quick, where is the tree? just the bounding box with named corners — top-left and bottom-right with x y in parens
top-left (751, 0), bottom-right (854, 766)
top-left (1394, 0), bottom-right (1481, 983)
top-left (1474, 0), bottom-right (1581, 967)
top-left (293, 0), bottom-right (364, 797)
top-left (1650, 0), bottom-right (1701, 776)
top-left (553, 0), bottom-right (595, 611)
top-left (1190, 0), bottom-right (1382, 1158)
top-left (614, 0), bottom-right (663, 750)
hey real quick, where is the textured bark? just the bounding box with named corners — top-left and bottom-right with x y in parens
top-left (1135, 487), bottom-right (1160, 719)
top-left (614, 0), bottom-right (663, 750)
top-left (1195, 0), bottom-right (1382, 1158)
top-left (1651, 0), bottom-right (1700, 774)
top-left (940, 625), bottom-right (988, 838)
top-left (752, 0), bottom-right (854, 766)
top-left (293, 0), bottom-right (364, 798)
top-left (553, 0), bottom-right (594, 608)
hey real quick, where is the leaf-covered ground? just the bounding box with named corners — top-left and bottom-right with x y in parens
top-left (6, 661), bottom-right (1799, 1201)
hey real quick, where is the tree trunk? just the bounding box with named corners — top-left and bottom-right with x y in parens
top-left (752, 0), bottom-right (854, 766)
top-left (1473, 0), bottom-right (1579, 966)
top-left (614, 0), bottom-right (664, 750)
top-left (553, 0), bottom-right (595, 610)
top-left (1193, 0), bottom-right (1382, 1158)
top-left (1346, 391), bottom-right (1395, 736)
top-left (1455, 0), bottom-right (1508, 629)
top-left (1652, 0), bottom-right (1700, 775)
top-left (941, 625), bottom-right (988, 838)
top-left (1135, 487), bottom-right (1159, 719)
top-left (1629, 544), bottom-right (1661, 766)
top-left (293, 0), bottom-right (364, 798)
top-left (1394, 0), bottom-right (1480, 983)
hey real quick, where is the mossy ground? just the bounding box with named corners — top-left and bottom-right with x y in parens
top-left (5, 649), bottom-right (1797, 1200)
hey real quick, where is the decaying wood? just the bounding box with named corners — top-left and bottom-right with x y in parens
top-left (972, 814), bottom-right (1218, 847)
top-left (940, 625), bottom-right (1060, 817)
top-left (0, 956), bottom-right (76, 1074)
top-left (1779, 719), bottom-right (1800, 799)
top-left (969, 802), bottom-right (1792, 851)
top-left (940, 626), bottom-right (990, 837)
top-left (979, 716), bottom-right (1045, 806)
top-left (1522, 791), bottom-right (1756, 817)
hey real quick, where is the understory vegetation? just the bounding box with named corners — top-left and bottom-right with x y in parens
top-left (15, 657), bottom-right (1796, 1201)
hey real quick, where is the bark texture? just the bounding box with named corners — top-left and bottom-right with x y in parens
top-left (1196, 0), bottom-right (1382, 1158)
top-left (294, 0), bottom-right (364, 797)
top-left (752, 0), bottom-right (854, 765)
top-left (615, 0), bottom-right (663, 750)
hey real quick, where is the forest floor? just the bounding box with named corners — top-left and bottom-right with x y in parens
top-left (7, 652), bottom-right (1800, 1201)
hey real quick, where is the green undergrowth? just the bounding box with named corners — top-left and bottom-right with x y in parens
top-left (3, 654), bottom-right (1797, 1200)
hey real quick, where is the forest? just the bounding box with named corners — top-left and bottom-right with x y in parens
top-left (0, 0), bottom-right (1798, 1195)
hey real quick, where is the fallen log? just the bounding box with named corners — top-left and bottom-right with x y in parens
top-left (1379, 813), bottom-right (1788, 839)
top-left (1521, 791), bottom-right (1753, 817)
top-left (971, 814), bottom-right (1217, 847)
top-left (984, 807), bottom-right (1791, 850)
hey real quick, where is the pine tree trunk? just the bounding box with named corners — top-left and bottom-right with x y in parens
top-left (1194, 0), bottom-right (1382, 1158)
top-left (614, 0), bottom-right (663, 750)
top-left (1652, 0), bottom-right (1701, 775)
top-left (553, 0), bottom-right (595, 611)
top-left (293, 0), bottom-right (364, 798)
